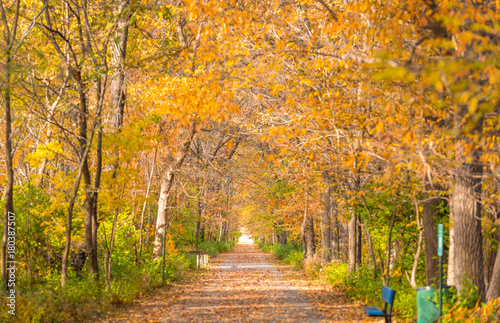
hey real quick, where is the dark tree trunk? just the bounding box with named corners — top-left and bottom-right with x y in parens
top-left (302, 190), bottom-right (315, 260)
top-left (452, 162), bottom-right (485, 300)
top-left (305, 214), bottom-right (315, 259)
top-left (195, 191), bottom-right (202, 251)
top-left (2, 54), bottom-right (15, 288)
top-left (301, 220), bottom-right (307, 258)
top-left (385, 203), bottom-right (398, 285)
top-left (422, 186), bottom-right (443, 286)
top-left (356, 217), bottom-right (362, 265)
top-left (331, 195), bottom-right (340, 260)
top-left (348, 214), bottom-right (357, 273)
top-left (200, 222), bottom-right (205, 243)
top-left (195, 220), bottom-right (201, 251)
top-left (322, 187), bottom-right (332, 262)
top-left (277, 220), bottom-right (287, 244)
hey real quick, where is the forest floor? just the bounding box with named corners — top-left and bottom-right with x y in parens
top-left (95, 243), bottom-right (376, 322)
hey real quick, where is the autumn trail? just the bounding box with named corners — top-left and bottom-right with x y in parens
top-left (98, 240), bottom-right (366, 322)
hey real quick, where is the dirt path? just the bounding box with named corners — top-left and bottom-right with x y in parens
top-left (97, 243), bottom-right (368, 322)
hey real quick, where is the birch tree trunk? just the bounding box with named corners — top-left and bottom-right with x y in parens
top-left (153, 123), bottom-right (197, 259)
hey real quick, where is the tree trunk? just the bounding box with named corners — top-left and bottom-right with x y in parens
top-left (105, 209), bottom-right (119, 290)
top-left (423, 176), bottom-right (443, 286)
top-left (306, 215), bottom-right (315, 259)
top-left (200, 222), bottom-right (205, 243)
top-left (385, 203), bottom-right (398, 285)
top-left (410, 199), bottom-right (424, 287)
top-left (331, 196), bottom-right (340, 260)
top-left (138, 146), bottom-right (157, 265)
top-left (447, 220), bottom-right (455, 286)
top-left (61, 138), bottom-right (95, 287)
top-left (75, 72), bottom-right (100, 281)
top-left (302, 190), bottom-right (315, 260)
top-left (348, 213), bottom-right (357, 273)
top-left (2, 53), bottom-right (15, 288)
top-left (301, 220), bottom-right (307, 259)
top-left (109, 0), bottom-right (130, 131)
top-left (484, 215), bottom-right (499, 290)
top-left (195, 220), bottom-right (201, 251)
top-left (277, 220), bottom-right (288, 245)
top-left (452, 162), bottom-right (485, 300)
top-left (153, 123), bottom-right (197, 259)
top-left (356, 217), bottom-right (362, 265)
top-left (486, 237), bottom-right (500, 301)
top-left (322, 187), bottom-right (332, 262)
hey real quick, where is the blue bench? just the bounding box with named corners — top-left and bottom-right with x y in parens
top-left (363, 285), bottom-right (396, 323)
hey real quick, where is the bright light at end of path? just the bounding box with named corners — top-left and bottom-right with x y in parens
top-left (238, 234), bottom-right (254, 244)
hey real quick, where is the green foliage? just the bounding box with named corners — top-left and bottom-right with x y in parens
top-left (0, 254), bottom-right (189, 322)
top-left (284, 250), bottom-right (303, 270)
top-left (324, 262), bottom-right (417, 321)
top-left (199, 241), bottom-right (236, 257)
top-left (258, 242), bottom-right (303, 270)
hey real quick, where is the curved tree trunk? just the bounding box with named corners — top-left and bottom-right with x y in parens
top-left (153, 123), bottom-right (197, 259)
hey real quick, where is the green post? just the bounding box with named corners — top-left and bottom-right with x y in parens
top-left (162, 228), bottom-right (166, 284)
top-left (437, 224), bottom-right (444, 318)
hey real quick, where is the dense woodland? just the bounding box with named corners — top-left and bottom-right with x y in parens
top-left (1, 0), bottom-right (500, 321)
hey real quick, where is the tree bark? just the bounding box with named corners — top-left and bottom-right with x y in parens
top-left (153, 123), bottom-right (197, 259)
top-left (348, 213), bottom-right (357, 273)
top-left (484, 215), bottom-right (499, 290)
top-left (195, 191), bottom-right (202, 251)
top-left (302, 190), bottom-right (315, 260)
top-left (109, 0), bottom-right (131, 131)
top-left (301, 219), bottom-right (307, 258)
top-left (423, 174), bottom-right (444, 286)
top-left (322, 187), bottom-right (332, 262)
top-left (356, 217), bottom-right (362, 265)
top-left (447, 219), bottom-right (455, 286)
top-left (61, 134), bottom-right (95, 287)
top-left (486, 236), bottom-right (500, 301)
top-left (138, 146), bottom-right (157, 265)
top-left (410, 199), bottom-right (424, 287)
top-left (331, 195), bottom-right (340, 260)
top-left (452, 162), bottom-right (485, 300)
top-left (2, 53), bottom-right (15, 288)
top-left (200, 222), bottom-right (205, 243)
top-left (385, 203), bottom-right (398, 285)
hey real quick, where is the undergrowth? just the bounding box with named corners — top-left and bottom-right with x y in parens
top-left (258, 241), bottom-right (303, 269)
top-left (259, 242), bottom-right (499, 322)
top-left (0, 240), bottom-right (235, 322)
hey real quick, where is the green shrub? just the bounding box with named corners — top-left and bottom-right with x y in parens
top-left (284, 250), bottom-right (304, 270)
top-left (258, 242), bottom-right (304, 269)
top-left (324, 262), bottom-right (417, 321)
top-left (199, 240), bottom-right (236, 257)
top-left (0, 253), bottom-right (190, 322)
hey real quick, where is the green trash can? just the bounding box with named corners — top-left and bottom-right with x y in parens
top-left (416, 286), bottom-right (451, 323)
